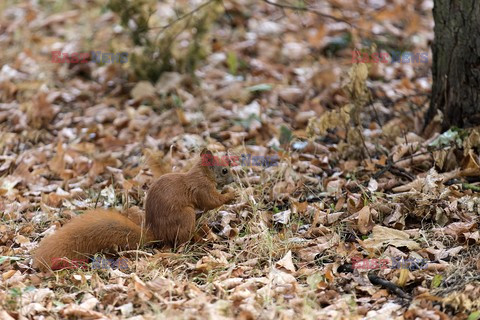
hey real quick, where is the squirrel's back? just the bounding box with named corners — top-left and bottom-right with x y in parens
top-left (33, 209), bottom-right (152, 272)
top-left (145, 172), bottom-right (191, 241)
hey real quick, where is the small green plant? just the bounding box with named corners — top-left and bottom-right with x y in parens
top-left (107, 0), bottom-right (223, 82)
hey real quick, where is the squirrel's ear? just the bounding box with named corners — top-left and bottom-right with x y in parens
top-left (225, 150), bottom-right (232, 166)
top-left (200, 148), bottom-right (213, 156)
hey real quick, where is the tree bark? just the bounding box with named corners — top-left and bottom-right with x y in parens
top-left (425, 0), bottom-right (480, 130)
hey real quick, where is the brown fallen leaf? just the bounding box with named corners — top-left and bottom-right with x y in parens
top-left (361, 226), bottom-right (420, 251)
top-left (48, 141), bottom-right (65, 176)
top-left (275, 250), bottom-right (296, 273)
top-left (357, 206), bottom-right (374, 235)
top-left (62, 306), bottom-right (108, 319)
top-left (131, 81), bottom-right (156, 100)
top-left (132, 274), bottom-right (153, 300)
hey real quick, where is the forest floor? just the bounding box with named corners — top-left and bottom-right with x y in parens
top-left (1, 0), bottom-right (480, 319)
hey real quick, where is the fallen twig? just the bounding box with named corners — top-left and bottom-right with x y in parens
top-left (262, 0), bottom-right (353, 26)
top-left (462, 183), bottom-right (480, 192)
top-left (368, 273), bottom-right (410, 299)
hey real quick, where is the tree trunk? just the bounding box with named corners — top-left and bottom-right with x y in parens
top-left (425, 0), bottom-right (480, 130)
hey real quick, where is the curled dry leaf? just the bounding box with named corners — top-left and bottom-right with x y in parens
top-left (357, 206), bottom-right (374, 235)
top-left (79, 295), bottom-right (100, 310)
top-left (275, 250), bottom-right (296, 273)
top-left (48, 141), bottom-right (65, 176)
top-left (194, 255), bottom-right (229, 273)
top-left (29, 91), bottom-right (56, 129)
top-left (292, 201), bottom-right (308, 214)
top-left (383, 203), bottom-right (406, 229)
top-left (273, 209), bottom-right (291, 225)
top-left (131, 81), bottom-right (156, 100)
top-left (62, 306), bottom-right (107, 319)
top-left (257, 267), bottom-right (298, 299)
top-left (272, 181), bottom-right (296, 200)
top-left (116, 303), bottom-right (134, 317)
top-left (367, 179), bottom-right (378, 192)
top-left (147, 277), bottom-right (177, 296)
top-left (220, 277), bottom-right (244, 290)
top-left (361, 226), bottom-right (420, 251)
top-left (296, 234), bottom-right (339, 262)
top-left (435, 221), bottom-right (477, 236)
top-left (132, 274), bottom-right (153, 300)
top-left (279, 87), bottom-right (304, 104)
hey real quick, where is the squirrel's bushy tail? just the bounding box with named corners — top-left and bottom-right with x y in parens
top-left (33, 209), bottom-right (154, 272)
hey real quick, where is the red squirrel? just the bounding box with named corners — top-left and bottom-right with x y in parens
top-left (32, 149), bottom-right (236, 271)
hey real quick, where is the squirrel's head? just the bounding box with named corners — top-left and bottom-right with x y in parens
top-left (200, 148), bottom-right (235, 187)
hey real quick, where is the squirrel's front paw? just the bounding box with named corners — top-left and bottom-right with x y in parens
top-left (221, 186), bottom-right (235, 194)
top-left (224, 191), bottom-right (237, 203)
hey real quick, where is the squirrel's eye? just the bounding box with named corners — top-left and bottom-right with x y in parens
top-left (222, 168), bottom-right (228, 174)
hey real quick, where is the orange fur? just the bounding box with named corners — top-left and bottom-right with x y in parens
top-left (32, 149), bottom-right (235, 272)
top-left (145, 149), bottom-right (235, 247)
top-left (33, 209), bottom-right (154, 272)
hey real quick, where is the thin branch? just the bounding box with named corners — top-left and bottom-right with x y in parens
top-left (148, 0), bottom-right (217, 31)
top-left (118, 250), bottom-right (153, 256)
top-left (262, 0), bottom-right (352, 27)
